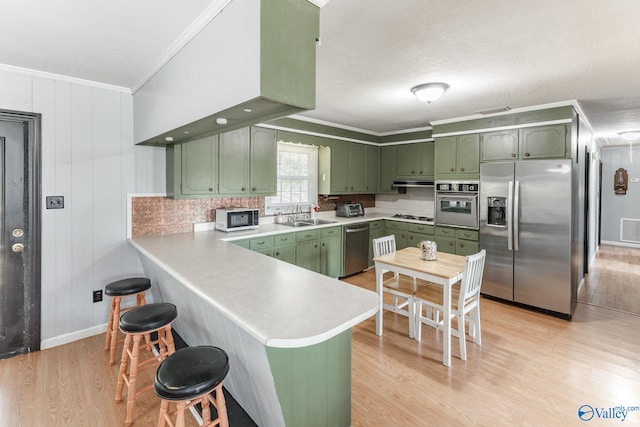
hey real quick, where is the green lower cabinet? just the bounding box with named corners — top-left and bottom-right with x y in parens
top-left (231, 239), bottom-right (250, 249)
top-left (435, 226), bottom-right (457, 254)
top-left (320, 227), bottom-right (342, 278)
top-left (296, 230), bottom-right (321, 273)
top-left (384, 220), bottom-right (408, 250)
top-left (266, 330), bottom-right (352, 427)
top-left (406, 223), bottom-right (435, 248)
top-left (273, 245), bottom-right (296, 264)
top-left (435, 226), bottom-right (480, 255)
top-left (456, 228), bottom-right (480, 256)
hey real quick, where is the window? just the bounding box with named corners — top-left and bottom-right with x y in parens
top-left (266, 142), bottom-right (318, 214)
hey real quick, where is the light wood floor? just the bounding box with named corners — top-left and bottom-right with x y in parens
top-left (1, 246), bottom-right (639, 426)
top-left (578, 244), bottom-right (640, 315)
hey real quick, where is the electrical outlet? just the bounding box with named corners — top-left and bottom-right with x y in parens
top-left (93, 290), bottom-right (103, 303)
top-left (46, 196), bottom-right (64, 209)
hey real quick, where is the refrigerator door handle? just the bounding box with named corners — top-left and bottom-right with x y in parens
top-left (514, 180), bottom-right (520, 251)
top-left (507, 180), bottom-right (513, 251)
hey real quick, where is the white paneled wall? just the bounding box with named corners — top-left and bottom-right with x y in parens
top-left (0, 68), bottom-right (166, 347)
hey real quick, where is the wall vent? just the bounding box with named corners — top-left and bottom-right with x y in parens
top-left (620, 218), bottom-right (640, 243)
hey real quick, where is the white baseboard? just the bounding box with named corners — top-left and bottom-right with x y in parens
top-left (40, 323), bottom-right (107, 350)
top-left (600, 240), bottom-right (640, 249)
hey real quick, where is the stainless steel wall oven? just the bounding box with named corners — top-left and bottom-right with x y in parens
top-left (435, 181), bottom-right (479, 229)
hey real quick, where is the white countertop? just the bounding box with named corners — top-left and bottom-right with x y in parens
top-left (129, 211), bottom-right (435, 348)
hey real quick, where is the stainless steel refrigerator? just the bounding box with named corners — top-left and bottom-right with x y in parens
top-left (479, 159), bottom-right (574, 317)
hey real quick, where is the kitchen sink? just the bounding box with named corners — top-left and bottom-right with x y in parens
top-left (280, 219), bottom-right (337, 227)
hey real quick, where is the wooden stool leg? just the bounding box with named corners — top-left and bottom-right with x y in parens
top-left (108, 297), bottom-right (123, 365)
top-left (157, 399), bottom-right (170, 427)
top-left (201, 396), bottom-right (212, 423)
top-left (124, 334), bottom-right (142, 426)
top-left (175, 401), bottom-right (187, 427)
top-left (215, 384), bottom-right (229, 427)
top-left (115, 333), bottom-right (132, 403)
top-left (104, 297), bottom-right (116, 350)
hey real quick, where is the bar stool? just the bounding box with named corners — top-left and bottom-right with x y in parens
top-left (154, 346), bottom-right (229, 427)
top-left (115, 302), bottom-right (177, 426)
top-left (104, 277), bottom-right (151, 365)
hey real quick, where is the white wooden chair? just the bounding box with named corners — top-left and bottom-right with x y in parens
top-left (414, 249), bottom-right (486, 361)
top-left (372, 235), bottom-right (416, 319)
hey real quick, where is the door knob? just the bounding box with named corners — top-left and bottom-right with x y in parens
top-left (12, 228), bottom-right (24, 238)
top-left (12, 243), bottom-right (24, 253)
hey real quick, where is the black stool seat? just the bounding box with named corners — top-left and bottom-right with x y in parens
top-left (154, 346), bottom-right (229, 401)
top-left (119, 302), bottom-right (177, 333)
top-left (105, 277), bottom-right (151, 297)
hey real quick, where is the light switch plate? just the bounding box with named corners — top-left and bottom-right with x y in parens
top-left (46, 196), bottom-right (64, 209)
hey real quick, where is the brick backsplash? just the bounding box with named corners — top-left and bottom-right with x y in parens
top-left (131, 196), bottom-right (265, 237)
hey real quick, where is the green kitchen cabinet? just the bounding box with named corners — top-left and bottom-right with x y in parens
top-left (435, 226), bottom-right (479, 255)
top-left (273, 245), bottom-right (296, 264)
top-left (406, 223), bottom-right (435, 248)
top-left (166, 135), bottom-right (219, 198)
top-left (396, 142), bottom-right (434, 179)
top-left (364, 144), bottom-right (379, 193)
top-left (296, 240), bottom-right (320, 273)
top-left (384, 220), bottom-right (408, 250)
top-left (481, 124), bottom-right (568, 161)
top-left (456, 229), bottom-right (479, 256)
top-left (230, 239), bottom-right (250, 249)
top-left (378, 145), bottom-right (397, 193)
top-left (435, 226), bottom-right (457, 254)
top-left (519, 124), bottom-right (569, 159)
top-left (218, 127), bottom-right (277, 196)
top-left (435, 134), bottom-right (480, 179)
top-left (320, 226), bottom-right (342, 278)
top-left (250, 127), bottom-right (278, 194)
top-left (368, 222), bottom-right (386, 267)
top-left (481, 130), bottom-right (519, 161)
top-left (273, 233), bottom-right (296, 264)
top-left (296, 229), bottom-right (321, 273)
top-left (318, 140), bottom-right (369, 194)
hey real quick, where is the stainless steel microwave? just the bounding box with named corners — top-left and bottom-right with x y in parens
top-left (215, 208), bottom-right (259, 232)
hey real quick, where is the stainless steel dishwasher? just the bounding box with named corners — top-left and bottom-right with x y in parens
top-left (342, 222), bottom-right (370, 277)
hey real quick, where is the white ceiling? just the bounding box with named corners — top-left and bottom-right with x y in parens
top-left (1, 0), bottom-right (639, 145)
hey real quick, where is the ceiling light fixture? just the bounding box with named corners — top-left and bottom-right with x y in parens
top-left (619, 130), bottom-right (640, 141)
top-left (411, 82), bottom-right (449, 103)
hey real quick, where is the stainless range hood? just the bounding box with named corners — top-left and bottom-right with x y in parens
top-left (392, 179), bottom-right (435, 188)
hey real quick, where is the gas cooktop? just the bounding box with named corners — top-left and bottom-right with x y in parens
top-left (392, 214), bottom-right (434, 222)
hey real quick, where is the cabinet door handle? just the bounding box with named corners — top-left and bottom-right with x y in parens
top-left (450, 168), bottom-right (455, 172)
top-left (449, 242), bottom-right (454, 246)
top-left (208, 187), bottom-right (214, 192)
top-left (412, 171), bottom-right (415, 174)
top-left (322, 243), bottom-right (325, 247)
top-left (276, 251), bottom-right (280, 256)
top-left (242, 187), bottom-right (247, 192)
top-left (419, 170), bottom-right (423, 174)
top-left (460, 167), bottom-right (465, 172)
top-left (524, 152), bottom-right (530, 157)
top-left (251, 187), bottom-right (256, 192)
top-left (459, 242), bottom-right (464, 248)
top-left (511, 153), bottom-right (517, 158)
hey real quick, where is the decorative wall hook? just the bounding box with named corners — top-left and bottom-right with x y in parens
top-left (614, 168), bottom-right (628, 195)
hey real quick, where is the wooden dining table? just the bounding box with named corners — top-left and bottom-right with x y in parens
top-left (373, 246), bottom-right (465, 367)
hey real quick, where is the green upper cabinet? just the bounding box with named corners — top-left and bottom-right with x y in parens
top-left (218, 127), bottom-right (250, 194)
top-left (519, 124), bottom-right (569, 159)
top-left (481, 130), bottom-right (519, 161)
top-left (365, 145), bottom-right (379, 193)
top-left (396, 142), bottom-right (434, 179)
top-left (318, 141), bottom-right (373, 195)
top-left (166, 135), bottom-right (219, 198)
top-left (435, 134), bottom-right (480, 179)
top-left (481, 124), bottom-right (569, 161)
top-left (378, 145), bottom-right (397, 193)
top-left (249, 127), bottom-right (278, 194)
top-left (219, 127), bottom-right (277, 196)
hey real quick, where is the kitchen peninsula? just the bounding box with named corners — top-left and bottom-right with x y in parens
top-left (129, 228), bottom-right (379, 427)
